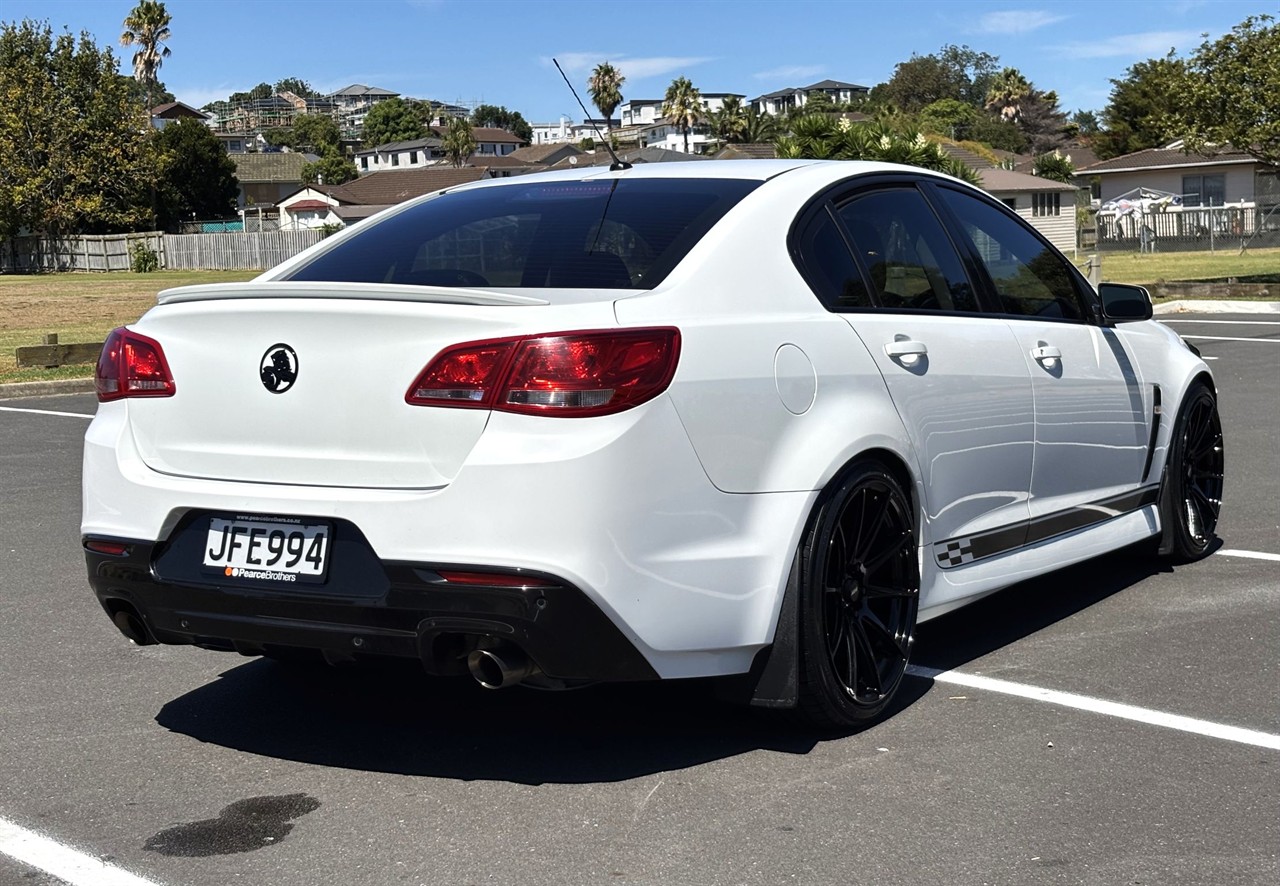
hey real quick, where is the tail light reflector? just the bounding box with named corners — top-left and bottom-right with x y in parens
top-left (96, 328), bottom-right (176, 402)
top-left (406, 328), bottom-right (679, 417)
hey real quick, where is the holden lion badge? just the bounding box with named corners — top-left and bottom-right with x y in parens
top-left (260, 343), bottom-right (299, 394)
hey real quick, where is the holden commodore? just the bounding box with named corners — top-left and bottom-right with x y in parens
top-left (82, 160), bottom-right (1223, 729)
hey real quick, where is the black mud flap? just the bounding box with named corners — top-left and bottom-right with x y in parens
top-left (746, 553), bottom-right (800, 709)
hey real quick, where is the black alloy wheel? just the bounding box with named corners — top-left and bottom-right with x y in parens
top-left (798, 461), bottom-right (919, 729)
top-left (1164, 381), bottom-right (1224, 561)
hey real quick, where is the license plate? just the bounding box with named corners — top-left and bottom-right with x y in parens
top-left (203, 516), bottom-right (330, 584)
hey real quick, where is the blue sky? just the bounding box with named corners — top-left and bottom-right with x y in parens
top-left (5, 0), bottom-right (1267, 121)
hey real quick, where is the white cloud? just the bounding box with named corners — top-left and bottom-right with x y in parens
top-left (542, 54), bottom-right (713, 81)
top-left (753, 65), bottom-right (825, 83)
top-left (1059, 29), bottom-right (1203, 59)
top-left (976, 10), bottom-right (1068, 35)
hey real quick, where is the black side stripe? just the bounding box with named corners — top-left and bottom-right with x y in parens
top-left (933, 485), bottom-right (1160, 569)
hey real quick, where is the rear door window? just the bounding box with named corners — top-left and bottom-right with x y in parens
top-left (835, 187), bottom-right (980, 313)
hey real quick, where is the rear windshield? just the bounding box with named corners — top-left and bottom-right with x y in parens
top-left (284, 177), bottom-right (761, 290)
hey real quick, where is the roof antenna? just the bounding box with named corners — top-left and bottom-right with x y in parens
top-left (553, 58), bottom-right (630, 172)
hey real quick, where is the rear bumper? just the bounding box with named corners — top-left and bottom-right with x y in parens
top-left (85, 533), bottom-right (658, 682)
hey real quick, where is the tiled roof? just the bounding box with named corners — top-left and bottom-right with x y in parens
top-left (232, 152), bottom-right (315, 184)
top-left (361, 137), bottom-right (443, 153)
top-left (508, 143), bottom-right (583, 164)
top-left (467, 154), bottom-right (531, 168)
top-left (470, 127), bottom-right (527, 144)
top-left (328, 84), bottom-right (399, 98)
top-left (285, 199), bottom-right (332, 211)
top-left (979, 168), bottom-right (1078, 193)
top-left (803, 79), bottom-right (868, 91)
top-left (323, 168), bottom-right (488, 205)
top-left (151, 101), bottom-right (208, 119)
top-left (937, 143), bottom-right (996, 170)
top-left (1081, 146), bottom-right (1259, 173)
top-left (714, 144), bottom-right (778, 160)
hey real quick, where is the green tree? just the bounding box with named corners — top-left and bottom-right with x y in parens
top-left (120, 73), bottom-right (173, 109)
top-left (587, 62), bottom-right (625, 137)
top-left (984, 67), bottom-right (1032, 122)
top-left (662, 75), bottom-right (702, 153)
top-left (291, 113), bottom-right (340, 153)
top-left (707, 95), bottom-right (748, 143)
top-left (153, 118), bottom-right (238, 228)
top-left (0, 20), bottom-right (152, 238)
top-left (361, 97), bottom-right (426, 148)
top-left (471, 104), bottom-right (533, 142)
top-left (274, 77), bottom-right (316, 97)
top-left (918, 98), bottom-right (980, 139)
top-left (1171, 14), bottom-right (1280, 167)
top-left (301, 147), bottom-right (357, 186)
top-left (1096, 54), bottom-right (1187, 159)
top-left (119, 0), bottom-right (171, 110)
top-left (1016, 89), bottom-right (1071, 155)
top-left (774, 116), bottom-right (981, 185)
top-left (877, 44), bottom-right (1000, 112)
top-left (1032, 150), bottom-right (1075, 183)
top-left (441, 116), bottom-right (477, 167)
top-left (740, 107), bottom-right (779, 143)
top-left (1070, 109), bottom-right (1101, 137)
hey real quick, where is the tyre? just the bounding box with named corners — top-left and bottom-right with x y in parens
top-left (797, 461), bottom-right (920, 729)
top-left (1161, 381), bottom-right (1225, 561)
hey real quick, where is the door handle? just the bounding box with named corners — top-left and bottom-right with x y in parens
top-left (884, 340), bottom-right (928, 358)
top-left (1030, 344), bottom-right (1062, 362)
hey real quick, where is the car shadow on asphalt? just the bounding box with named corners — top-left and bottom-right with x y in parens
top-left (153, 546), bottom-right (1167, 784)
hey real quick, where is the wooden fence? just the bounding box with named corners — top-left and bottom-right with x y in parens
top-left (162, 230), bottom-right (325, 270)
top-left (0, 232), bottom-right (164, 273)
top-left (1, 230), bottom-right (326, 273)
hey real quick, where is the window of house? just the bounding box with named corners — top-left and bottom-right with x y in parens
top-left (836, 187), bottom-right (979, 313)
top-left (936, 186), bottom-right (1089, 321)
top-left (1182, 174), bottom-right (1226, 207)
top-left (360, 157), bottom-right (368, 170)
top-left (410, 151), bottom-right (418, 164)
top-left (1001, 198), bottom-right (1018, 212)
top-left (392, 154), bottom-right (400, 167)
top-left (1032, 192), bottom-right (1060, 217)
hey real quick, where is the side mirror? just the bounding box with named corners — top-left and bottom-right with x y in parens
top-left (1098, 282), bottom-right (1152, 322)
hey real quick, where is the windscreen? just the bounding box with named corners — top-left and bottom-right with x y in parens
top-left (285, 177), bottom-right (761, 290)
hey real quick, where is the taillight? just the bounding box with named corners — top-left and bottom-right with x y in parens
top-left (96, 327), bottom-right (176, 402)
top-left (406, 328), bottom-right (680, 417)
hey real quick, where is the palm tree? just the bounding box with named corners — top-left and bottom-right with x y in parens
top-left (587, 62), bottom-right (625, 139)
top-left (740, 108), bottom-right (779, 144)
top-left (662, 76), bottom-right (702, 153)
top-left (442, 116), bottom-right (477, 167)
top-left (985, 67), bottom-right (1033, 123)
top-left (120, 0), bottom-right (172, 111)
top-left (707, 96), bottom-right (747, 144)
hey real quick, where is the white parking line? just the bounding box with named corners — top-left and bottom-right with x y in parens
top-left (0, 406), bottom-right (93, 419)
top-left (906, 665), bottom-right (1280, 751)
top-left (1177, 335), bottom-right (1278, 343)
top-left (0, 817), bottom-right (160, 886)
top-left (1216, 549), bottom-right (1280, 563)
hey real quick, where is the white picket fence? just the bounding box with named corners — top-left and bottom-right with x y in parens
top-left (1, 230), bottom-right (326, 273)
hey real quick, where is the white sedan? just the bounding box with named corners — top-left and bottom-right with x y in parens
top-left (82, 160), bottom-right (1223, 729)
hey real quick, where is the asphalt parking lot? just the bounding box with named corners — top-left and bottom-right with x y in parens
top-left (0, 313), bottom-right (1276, 886)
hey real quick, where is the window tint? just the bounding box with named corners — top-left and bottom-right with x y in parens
top-left (286, 178), bottom-right (760, 291)
top-left (797, 208), bottom-right (871, 308)
top-left (936, 187), bottom-right (1089, 320)
top-left (837, 188), bottom-right (978, 312)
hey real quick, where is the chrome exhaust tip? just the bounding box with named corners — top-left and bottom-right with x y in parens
top-left (467, 645), bottom-right (538, 689)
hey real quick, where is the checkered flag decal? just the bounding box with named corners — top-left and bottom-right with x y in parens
top-left (935, 539), bottom-right (975, 568)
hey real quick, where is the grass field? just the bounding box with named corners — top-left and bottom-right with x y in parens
top-left (0, 270), bottom-right (255, 383)
top-left (1, 249), bottom-right (1277, 384)
top-left (1075, 246), bottom-right (1280, 286)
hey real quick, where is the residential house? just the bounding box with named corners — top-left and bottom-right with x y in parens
top-left (278, 167), bottom-right (492, 230)
top-left (231, 152), bottom-right (318, 212)
top-left (531, 118), bottom-right (574, 144)
top-left (468, 127), bottom-right (527, 157)
top-left (1081, 144), bottom-right (1279, 247)
top-left (619, 99), bottom-right (663, 128)
top-left (355, 137), bottom-right (446, 174)
top-left (750, 79), bottom-right (869, 116)
top-left (507, 143), bottom-right (584, 167)
top-left (149, 101), bottom-right (210, 130)
top-left (327, 83), bottom-right (400, 139)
